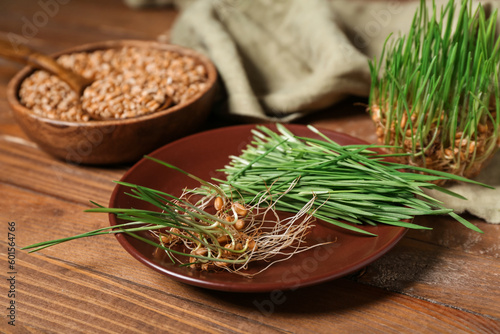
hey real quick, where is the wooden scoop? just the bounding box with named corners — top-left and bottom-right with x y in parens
top-left (0, 39), bottom-right (93, 96)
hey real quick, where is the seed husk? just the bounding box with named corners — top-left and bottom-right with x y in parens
top-left (214, 197), bottom-right (224, 211)
top-left (232, 203), bottom-right (248, 217)
top-left (234, 219), bottom-right (246, 231)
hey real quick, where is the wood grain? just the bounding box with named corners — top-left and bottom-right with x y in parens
top-left (0, 139), bottom-right (122, 206)
top-left (2, 180), bottom-right (498, 332)
top-left (1, 0), bottom-right (499, 333)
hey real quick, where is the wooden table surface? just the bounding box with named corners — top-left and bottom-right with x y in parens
top-left (0, 1), bottom-right (499, 333)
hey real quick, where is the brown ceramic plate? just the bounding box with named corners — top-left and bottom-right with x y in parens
top-left (109, 124), bottom-right (407, 292)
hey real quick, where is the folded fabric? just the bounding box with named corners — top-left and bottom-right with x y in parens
top-left (425, 152), bottom-right (500, 224)
top-left (124, 0), bottom-right (499, 224)
top-left (169, 0), bottom-right (373, 122)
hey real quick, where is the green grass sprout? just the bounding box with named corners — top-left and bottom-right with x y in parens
top-left (216, 124), bottom-right (487, 234)
top-left (368, 0), bottom-right (500, 180)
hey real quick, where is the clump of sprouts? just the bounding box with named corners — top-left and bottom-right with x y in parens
top-left (217, 124), bottom-right (490, 235)
top-left (151, 175), bottom-right (321, 277)
top-left (368, 0), bottom-right (500, 182)
top-left (145, 158), bottom-right (325, 277)
top-left (22, 157), bottom-right (326, 277)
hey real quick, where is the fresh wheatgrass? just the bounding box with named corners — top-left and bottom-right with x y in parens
top-left (22, 125), bottom-right (490, 275)
top-left (22, 157), bottom-right (326, 277)
top-left (368, 0), bottom-right (500, 180)
top-left (212, 124), bottom-right (490, 236)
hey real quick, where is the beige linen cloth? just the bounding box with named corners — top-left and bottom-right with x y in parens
top-left (125, 0), bottom-right (500, 224)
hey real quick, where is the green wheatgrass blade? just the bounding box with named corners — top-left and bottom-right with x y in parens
top-left (383, 162), bottom-right (493, 188)
top-left (21, 221), bottom-right (149, 253)
top-left (313, 214), bottom-right (378, 236)
top-left (227, 138), bottom-right (289, 182)
top-left (448, 212), bottom-right (483, 233)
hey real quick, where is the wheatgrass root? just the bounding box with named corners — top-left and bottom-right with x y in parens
top-left (150, 184), bottom-right (329, 277)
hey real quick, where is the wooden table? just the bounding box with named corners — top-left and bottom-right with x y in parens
top-left (0, 1), bottom-right (498, 333)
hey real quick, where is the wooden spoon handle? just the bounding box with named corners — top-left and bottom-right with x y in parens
top-left (0, 39), bottom-right (91, 95)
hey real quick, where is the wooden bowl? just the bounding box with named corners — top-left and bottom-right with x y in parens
top-left (7, 40), bottom-right (217, 165)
